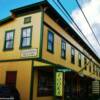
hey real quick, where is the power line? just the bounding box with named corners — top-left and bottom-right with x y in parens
top-left (52, 0), bottom-right (80, 33)
top-left (75, 0), bottom-right (100, 49)
top-left (52, 0), bottom-right (73, 26)
top-left (53, 0), bottom-right (97, 54)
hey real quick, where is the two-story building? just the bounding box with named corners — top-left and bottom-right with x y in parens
top-left (0, 1), bottom-right (100, 100)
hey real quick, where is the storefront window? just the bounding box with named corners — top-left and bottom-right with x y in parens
top-left (38, 70), bottom-right (54, 96)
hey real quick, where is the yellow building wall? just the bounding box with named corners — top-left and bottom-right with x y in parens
top-left (0, 11), bottom-right (42, 60)
top-left (42, 13), bottom-right (100, 80)
top-left (0, 60), bottom-right (32, 100)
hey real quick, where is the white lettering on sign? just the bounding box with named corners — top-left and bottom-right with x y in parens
top-left (21, 49), bottom-right (38, 58)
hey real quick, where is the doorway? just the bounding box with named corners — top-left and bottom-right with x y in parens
top-left (6, 71), bottom-right (17, 87)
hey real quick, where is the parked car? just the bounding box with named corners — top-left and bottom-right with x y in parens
top-left (0, 85), bottom-right (20, 100)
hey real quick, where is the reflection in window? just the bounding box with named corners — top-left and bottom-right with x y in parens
top-left (61, 39), bottom-right (66, 59)
top-left (71, 47), bottom-right (75, 64)
top-left (21, 27), bottom-right (32, 48)
top-left (4, 30), bottom-right (14, 50)
top-left (78, 53), bottom-right (81, 67)
top-left (47, 31), bottom-right (54, 53)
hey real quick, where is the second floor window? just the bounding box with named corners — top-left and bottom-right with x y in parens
top-left (71, 47), bottom-right (75, 64)
top-left (78, 52), bottom-right (81, 67)
top-left (20, 26), bottom-right (32, 48)
top-left (47, 31), bottom-right (54, 53)
top-left (61, 39), bottom-right (66, 59)
top-left (89, 61), bottom-right (91, 72)
top-left (4, 30), bottom-right (15, 50)
top-left (84, 57), bottom-right (87, 70)
top-left (93, 63), bottom-right (96, 73)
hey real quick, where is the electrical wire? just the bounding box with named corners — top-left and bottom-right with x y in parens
top-left (75, 0), bottom-right (100, 49)
top-left (53, 0), bottom-right (97, 54)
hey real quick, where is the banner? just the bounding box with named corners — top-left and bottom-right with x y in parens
top-left (55, 72), bottom-right (63, 96)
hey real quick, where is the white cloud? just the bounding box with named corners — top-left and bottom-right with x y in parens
top-left (71, 0), bottom-right (100, 58)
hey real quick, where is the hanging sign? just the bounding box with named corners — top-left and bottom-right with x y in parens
top-left (55, 72), bottom-right (63, 96)
top-left (21, 48), bottom-right (38, 58)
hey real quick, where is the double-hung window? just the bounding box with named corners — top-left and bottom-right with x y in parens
top-left (89, 61), bottom-right (91, 72)
top-left (84, 57), bottom-right (87, 70)
top-left (71, 47), bottom-right (75, 64)
top-left (93, 63), bottom-right (96, 73)
top-left (20, 26), bottom-right (32, 48)
top-left (4, 30), bottom-right (15, 50)
top-left (47, 31), bottom-right (54, 53)
top-left (61, 39), bottom-right (66, 59)
top-left (78, 52), bottom-right (81, 67)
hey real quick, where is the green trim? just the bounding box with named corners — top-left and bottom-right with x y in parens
top-left (61, 39), bottom-right (66, 60)
top-left (38, 58), bottom-right (73, 71)
top-left (29, 60), bottom-right (34, 100)
top-left (11, 1), bottom-right (46, 13)
top-left (15, 9), bottom-right (42, 18)
top-left (19, 26), bottom-right (32, 49)
top-left (47, 30), bottom-right (54, 54)
top-left (0, 16), bottom-right (13, 25)
top-left (3, 30), bottom-right (15, 51)
top-left (39, 10), bottom-right (44, 58)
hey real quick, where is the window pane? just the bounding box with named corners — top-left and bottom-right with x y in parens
top-left (6, 41), bottom-right (13, 49)
top-left (61, 40), bottom-right (66, 59)
top-left (48, 42), bottom-right (52, 51)
top-left (48, 32), bottom-right (53, 42)
top-left (23, 28), bottom-right (31, 37)
top-left (62, 50), bottom-right (65, 57)
top-left (47, 31), bottom-right (54, 52)
top-left (79, 53), bottom-right (81, 67)
top-left (62, 42), bottom-right (66, 49)
top-left (23, 30), bottom-right (27, 37)
top-left (71, 48), bottom-right (75, 64)
top-left (72, 48), bottom-right (75, 56)
top-left (22, 38), bottom-right (30, 47)
top-left (79, 53), bottom-right (81, 59)
top-left (71, 56), bottom-right (75, 64)
top-left (21, 27), bottom-right (32, 47)
top-left (26, 28), bottom-right (31, 36)
top-left (6, 32), bottom-right (13, 40)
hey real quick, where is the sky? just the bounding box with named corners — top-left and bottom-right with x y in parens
top-left (0, 0), bottom-right (100, 58)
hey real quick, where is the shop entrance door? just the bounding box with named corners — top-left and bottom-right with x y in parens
top-left (6, 71), bottom-right (17, 87)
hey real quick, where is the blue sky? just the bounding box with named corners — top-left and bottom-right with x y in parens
top-left (0, 0), bottom-right (77, 20)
